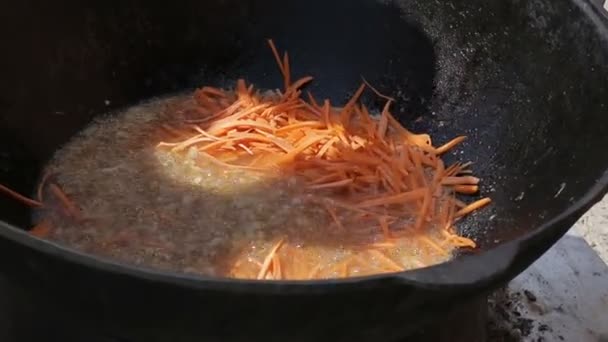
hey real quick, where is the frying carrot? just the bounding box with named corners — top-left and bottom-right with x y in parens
top-left (29, 220), bottom-right (52, 238)
top-left (267, 40), bottom-right (286, 78)
top-left (272, 254), bottom-right (282, 280)
top-left (308, 178), bottom-right (353, 190)
top-left (379, 216), bottom-right (391, 240)
top-left (435, 136), bottom-right (466, 154)
top-left (49, 183), bottom-right (81, 220)
top-left (200, 86), bottom-right (227, 98)
top-left (456, 197), bottom-right (491, 217)
top-left (324, 203), bottom-right (345, 231)
top-left (257, 239), bottom-right (285, 279)
top-left (149, 40), bottom-right (493, 280)
top-left (282, 52), bottom-right (291, 89)
top-left (361, 77), bottom-right (396, 102)
top-left (0, 184), bottom-right (43, 207)
top-left (37, 172), bottom-right (51, 202)
top-left (376, 101), bottom-right (391, 138)
top-left (339, 83), bottom-right (366, 124)
top-left (287, 76), bottom-right (314, 94)
top-left (453, 185), bottom-right (480, 195)
top-left (370, 241), bottom-right (396, 248)
top-left (441, 176), bottom-right (480, 186)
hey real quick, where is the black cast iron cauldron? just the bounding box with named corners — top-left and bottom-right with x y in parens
top-left (0, 0), bottom-right (607, 341)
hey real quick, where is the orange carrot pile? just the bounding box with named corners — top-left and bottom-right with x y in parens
top-left (158, 40), bottom-right (491, 280)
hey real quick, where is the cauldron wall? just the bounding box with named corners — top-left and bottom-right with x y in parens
top-left (0, 0), bottom-right (607, 341)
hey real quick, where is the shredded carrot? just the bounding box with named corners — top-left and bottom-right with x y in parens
top-left (324, 203), bottom-right (345, 231)
top-left (37, 173), bottom-right (51, 202)
top-left (257, 239), bottom-right (285, 279)
top-left (435, 136), bottom-right (467, 154)
top-left (441, 176), bottom-right (480, 186)
top-left (49, 183), bottom-right (81, 220)
top-left (308, 178), bottom-right (353, 190)
top-left (379, 216), bottom-right (391, 240)
top-left (29, 220), bottom-right (52, 238)
top-left (272, 254), bottom-right (282, 280)
top-left (361, 77), bottom-right (396, 102)
top-left (370, 241), bottom-right (396, 248)
top-left (456, 197), bottom-right (492, 218)
top-left (147, 39), bottom-right (493, 280)
top-left (200, 86), bottom-right (226, 98)
top-left (453, 185), bottom-right (480, 195)
top-left (0, 184), bottom-right (43, 207)
top-left (267, 40), bottom-right (286, 78)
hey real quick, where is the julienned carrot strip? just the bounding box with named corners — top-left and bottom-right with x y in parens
top-left (379, 217), bottom-right (391, 239)
top-left (316, 136), bottom-right (339, 158)
top-left (445, 235), bottom-right (477, 248)
top-left (0, 184), bottom-right (44, 208)
top-left (308, 178), bottom-right (353, 190)
top-left (272, 253), bottom-right (282, 280)
top-left (29, 220), bottom-right (52, 238)
top-left (339, 83), bottom-right (366, 124)
top-left (377, 165), bottom-right (400, 194)
top-left (287, 76), bottom-right (314, 94)
top-left (49, 183), bottom-right (81, 220)
top-left (276, 121), bottom-right (325, 133)
top-left (361, 78), bottom-right (396, 102)
top-left (206, 104), bottom-right (272, 133)
top-left (445, 163), bottom-right (461, 177)
top-left (376, 100), bottom-right (392, 138)
top-left (435, 136), bottom-right (466, 154)
top-left (441, 176), bottom-right (480, 186)
top-left (322, 100), bottom-right (332, 128)
top-left (282, 52), bottom-right (291, 90)
top-left (414, 187), bottom-right (433, 231)
top-left (200, 86), bottom-right (226, 98)
top-left (37, 172), bottom-right (51, 203)
top-left (456, 197), bottom-right (492, 217)
top-left (172, 137), bottom-right (220, 152)
top-left (306, 172), bottom-right (341, 185)
top-left (238, 144), bottom-right (254, 155)
top-left (209, 119), bottom-right (275, 134)
top-left (324, 203), bottom-right (345, 230)
top-left (275, 134), bottom-right (328, 164)
top-left (257, 238), bottom-right (285, 279)
top-left (267, 40), bottom-right (286, 78)
top-left (370, 241), bottom-right (396, 248)
top-left (453, 185), bottom-right (479, 195)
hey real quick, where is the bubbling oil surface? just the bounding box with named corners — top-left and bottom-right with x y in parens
top-left (36, 94), bottom-right (454, 279)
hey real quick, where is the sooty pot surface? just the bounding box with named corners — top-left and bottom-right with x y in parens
top-left (0, 0), bottom-right (607, 341)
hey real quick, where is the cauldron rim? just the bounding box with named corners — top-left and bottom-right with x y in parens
top-left (1, 0), bottom-right (607, 295)
top-left (0, 169), bottom-right (606, 293)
